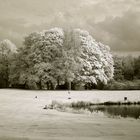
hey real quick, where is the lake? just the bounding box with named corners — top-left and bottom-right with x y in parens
top-left (0, 89), bottom-right (140, 140)
top-left (70, 104), bottom-right (140, 119)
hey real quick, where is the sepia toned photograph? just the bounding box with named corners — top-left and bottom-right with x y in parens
top-left (0, 0), bottom-right (140, 140)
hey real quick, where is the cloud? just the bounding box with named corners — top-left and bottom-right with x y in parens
top-left (89, 10), bottom-right (140, 52)
top-left (0, 0), bottom-right (140, 54)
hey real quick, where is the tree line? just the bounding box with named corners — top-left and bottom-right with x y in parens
top-left (113, 55), bottom-right (140, 81)
top-left (105, 55), bottom-right (140, 90)
top-left (1, 28), bottom-right (139, 90)
top-left (0, 28), bottom-right (114, 90)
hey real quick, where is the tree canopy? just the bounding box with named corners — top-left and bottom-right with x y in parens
top-left (1, 28), bottom-right (114, 89)
top-left (9, 28), bottom-right (114, 89)
top-left (0, 39), bottom-right (17, 87)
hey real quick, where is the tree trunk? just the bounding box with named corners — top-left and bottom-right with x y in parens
top-left (38, 80), bottom-right (42, 89)
top-left (68, 81), bottom-right (71, 90)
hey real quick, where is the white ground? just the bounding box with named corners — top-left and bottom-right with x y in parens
top-left (0, 89), bottom-right (140, 140)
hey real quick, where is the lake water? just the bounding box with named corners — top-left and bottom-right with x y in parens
top-left (72, 105), bottom-right (140, 119)
top-left (0, 89), bottom-right (140, 140)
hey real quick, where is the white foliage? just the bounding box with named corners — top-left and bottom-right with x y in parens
top-left (0, 39), bottom-right (17, 54)
top-left (73, 29), bottom-right (114, 85)
top-left (11, 27), bottom-right (114, 89)
top-left (17, 28), bottom-right (64, 89)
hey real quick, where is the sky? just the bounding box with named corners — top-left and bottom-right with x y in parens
top-left (0, 0), bottom-right (140, 55)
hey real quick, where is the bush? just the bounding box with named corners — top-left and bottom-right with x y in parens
top-left (104, 80), bottom-right (140, 90)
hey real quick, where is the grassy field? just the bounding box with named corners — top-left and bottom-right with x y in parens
top-left (0, 89), bottom-right (140, 140)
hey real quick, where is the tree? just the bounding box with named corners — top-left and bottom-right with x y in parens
top-left (61, 29), bottom-right (81, 90)
top-left (113, 55), bottom-right (124, 81)
top-left (134, 56), bottom-right (140, 79)
top-left (10, 28), bottom-right (114, 90)
top-left (122, 56), bottom-right (135, 80)
top-left (0, 39), bottom-right (17, 88)
top-left (10, 28), bottom-right (64, 89)
top-left (72, 29), bottom-right (114, 89)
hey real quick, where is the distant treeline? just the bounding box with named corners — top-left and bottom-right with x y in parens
top-left (104, 55), bottom-right (140, 90)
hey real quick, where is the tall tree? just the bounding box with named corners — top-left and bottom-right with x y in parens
top-left (122, 56), bottom-right (135, 80)
top-left (134, 56), bottom-right (140, 79)
top-left (72, 29), bottom-right (114, 88)
top-left (10, 28), bottom-right (114, 90)
top-left (62, 29), bottom-right (81, 90)
top-left (0, 39), bottom-right (17, 88)
top-left (10, 28), bottom-right (64, 89)
top-left (113, 56), bottom-right (124, 81)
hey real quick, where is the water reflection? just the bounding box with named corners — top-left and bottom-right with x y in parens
top-left (73, 105), bottom-right (140, 119)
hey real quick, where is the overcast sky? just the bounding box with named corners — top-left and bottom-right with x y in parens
top-left (0, 0), bottom-right (140, 54)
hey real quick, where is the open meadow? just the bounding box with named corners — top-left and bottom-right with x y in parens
top-left (0, 89), bottom-right (140, 140)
